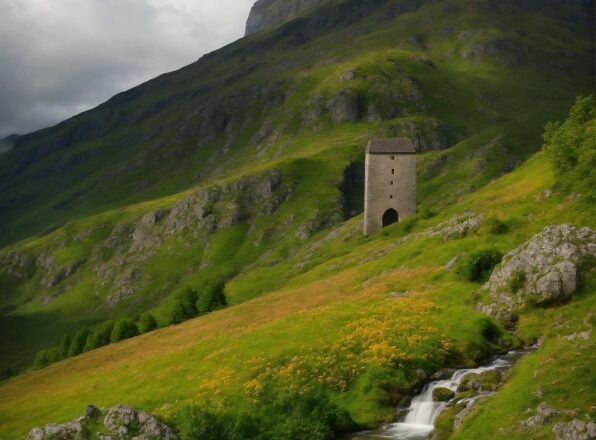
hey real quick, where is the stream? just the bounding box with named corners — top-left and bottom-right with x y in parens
top-left (348, 348), bottom-right (532, 440)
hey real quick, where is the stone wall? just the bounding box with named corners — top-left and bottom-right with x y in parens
top-left (364, 152), bottom-right (416, 235)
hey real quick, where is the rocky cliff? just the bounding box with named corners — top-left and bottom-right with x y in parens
top-left (245, 0), bottom-right (328, 35)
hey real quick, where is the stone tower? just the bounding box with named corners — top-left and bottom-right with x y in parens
top-left (363, 138), bottom-right (416, 235)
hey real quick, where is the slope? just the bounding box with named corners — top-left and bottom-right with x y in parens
top-left (0, 0), bottom-right (592, 246)
top-left (0, 0), bottom-right (593, 377)
top-left (0, 147), bottom-right (593, 439)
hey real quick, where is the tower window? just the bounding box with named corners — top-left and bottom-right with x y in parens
top-left (391, 169), bottom-right (395, 175)
top-left (390, 181), bottom-right (393, 185)
top-left (391, 155), bottom-right (395, 160)
top-left (389, 195), bottom-right (393, 199)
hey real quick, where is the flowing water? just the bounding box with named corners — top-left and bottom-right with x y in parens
top-left (348, 349), bottom-right (532, 440)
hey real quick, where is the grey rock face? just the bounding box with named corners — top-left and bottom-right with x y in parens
top-left (464, 38), bottom-right (529, 67)
top-left (478, 225), bottom-right (595, 326)
top-left (104, 404), bottom-right (177, 440)
top-left (519, 402), bottom-right (558, 428)
top-left (27, 416), bottom-right (86, 440)
top-left (553, 419), bottom-right (596, 440)
top-left (326, 90), bottom-right (363, 123)
top-left (245, 0), bottom-right (327, 35)
top-left (28, 404), bottom-right (177, 440)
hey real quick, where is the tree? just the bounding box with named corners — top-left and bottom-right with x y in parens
top-left (110, 319), bottom-right (139, 343)
top-left (59, 334), bottom-right (72, 358)
top-left (34, 350), bottom-right (49, 368)
top-left (196, 281), bottom-right (227, 315)
top-left (85, 321), bottom-right (114, 351)
top-left (179, 288), bottom-right (199, 318)
top-left (169, 301), bottom-right (189, 325)
top-left (68, 329), bottom-right (91, 357)
top-left (138, 312), bottom-right (158, 333)
top-left (542, 95), bottom-right (595, 200)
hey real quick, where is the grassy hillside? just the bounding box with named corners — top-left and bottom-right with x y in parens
top-left (0, 149), bottom-right (593, 438)
top-left (0, 0), bottom-right (594, 437)
top-left (0, 0), bottom-right (593, 378)
top-left (0, 0), bottom-right (592, 245)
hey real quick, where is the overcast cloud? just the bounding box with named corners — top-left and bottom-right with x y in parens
top-left (0, 0), bottom-right (255, 137)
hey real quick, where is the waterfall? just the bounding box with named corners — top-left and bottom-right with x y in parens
top-left (350, 349), bottom-right (531, 440)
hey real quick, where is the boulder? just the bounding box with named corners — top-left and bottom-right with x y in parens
top-left (432, 387), bottom-right (455, 402)
top-left (104, 404), bottom-right (177, 440)
top-left (553, 419), bottom-right (596, 440)
top-left (478, 225), bottom-right (595, 325)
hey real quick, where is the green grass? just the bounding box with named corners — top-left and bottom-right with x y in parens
top-left (0, 149), bottom-right (593, 438)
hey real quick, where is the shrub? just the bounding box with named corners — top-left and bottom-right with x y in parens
top-left (196, 281), bottom-right (227, 315)
top-left (179, 288), bottom-right (199, 317)
top-left (456, 248), bottom-right (503, 282)
top-left (59, 334), bottom-right (72, 358)
top-left (45, 347), bottom-right (63, 363)
top-left (110, 319), bottom-right (139, 343)
top-left (542, 95), bottom-right (595, 200)
top-left (169, 301), bottom-right (190, 325)
top-left (485, 216), bottom-right (508, 235)
top-left (68, 329), bottom-right (91, 357)
top-left (508, 270), bottom-right (526, 292)
top-left (138, 312), bottom-right (158, 333)
top-left (34, 350), bottom-right (49, 368)
top-left (85, 321), bottom-right (115, 351)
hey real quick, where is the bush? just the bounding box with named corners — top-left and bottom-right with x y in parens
top-left (59, 334), bottom-right (72, 358)
top-left (34, 350), bottom-right (49, 368)
top-left (418, 206), bottom-right (436, 219)
top-left (181, 288), bottom-right (199, 316)
top-left (542, 95), bottom-right (595, 200)
top-left (169, 301), bottom-right (190, 325)
top-left (85, 321), bottom-right (115, 351)
top-left (456, 248), bottom-right (503, 282)
top-left (111, 319), bottom-right (139, 343)
top-left (180, 388), bottom-right (354, 440)
top-left (68, 329), bottom-right (91, 357)
top-left (485, 216), bottom-right (508, 235)
top-left (45, 347), bottom-right (63, 364)
top-left (138, 312), bottom-right (158, 333)
top-left (508, 270), bottom-right (526, 292)
top-left (196, 282), bottom-right (227, 315)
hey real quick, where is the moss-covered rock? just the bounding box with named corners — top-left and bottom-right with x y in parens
top-left (432, 387), bottom-right (455, 402)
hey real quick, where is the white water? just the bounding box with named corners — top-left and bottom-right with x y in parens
top-left (351, 350), bottom-right (529, 440)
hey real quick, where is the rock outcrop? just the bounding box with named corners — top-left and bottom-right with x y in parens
top-left (245, 0), bottom-right (328, 35)
top-left (553, 419), bottom-right (596, 440)
top-left (27, 403), bottom-right (177, 440)
top-left (478, 224), bottom-right (595, 326)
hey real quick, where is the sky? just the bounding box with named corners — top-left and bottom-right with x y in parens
top-left (0, 0), bottom-right (256, 138)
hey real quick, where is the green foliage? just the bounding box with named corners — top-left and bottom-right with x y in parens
top-left (456, 249), bottom-right (503, 283)
top-left (85, 321), bottom-right (115, 351)
top-left (110, 319), bottom-right (139, 343)
top-left (138, 313), bottom-right (158, 333)
top-left (432, 387), bottom-right (455, 402)
top-left (34, 350), bottom-right (49, 369)
top-left (418, 206), bottom-right (436, 219)
top-left (180, 388), bottom-right (354, 440)
top-left (168, 301), bottom-right (190, 325)
top-left (484, 216), bottom-right (508, 235)
top-left (196, 282), bottom-right (227, 315)
top-left (59, 334), bottom-right (72, 358)
top-left (542, 95), bottom-right (595, 200)
top-left (68, 329), bottom-right (91, 357)
top-left (179, 288), bottom-right (199, 318)
top-left (508, 271), bottom-right (526, 293)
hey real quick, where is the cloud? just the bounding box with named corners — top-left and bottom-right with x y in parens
top-left (0, 0), bottom-right (255, 137)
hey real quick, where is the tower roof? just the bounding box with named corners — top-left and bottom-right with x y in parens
top-left (367, 138), bottom-right (415, 154)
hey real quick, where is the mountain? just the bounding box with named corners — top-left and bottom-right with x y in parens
top-left (0, 0), bottom-right (594, 438)
top-left (245, 0), bottom-right (328, 35)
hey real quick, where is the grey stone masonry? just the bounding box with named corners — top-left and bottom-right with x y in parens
top-left (364, 138), bottom-right (416, 235)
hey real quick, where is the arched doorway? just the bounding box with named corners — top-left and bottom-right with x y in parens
top-left (382, 208), bottom-right (399, 227)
